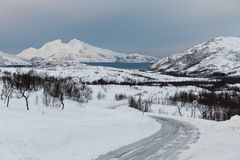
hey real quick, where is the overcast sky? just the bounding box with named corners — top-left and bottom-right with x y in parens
top-left (1, 0), bottom-right (240, 57)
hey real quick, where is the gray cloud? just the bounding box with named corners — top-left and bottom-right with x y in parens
top-left (0, 0), bottom-right (240, 57)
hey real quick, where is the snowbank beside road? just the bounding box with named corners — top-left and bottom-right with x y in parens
top-left (220, 115), bottom-right (240, 132)
top-left (148, 113), bottom-right (240, 160)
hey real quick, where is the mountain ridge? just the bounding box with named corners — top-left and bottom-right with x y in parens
top-left (17, 39), bottom-right (158, 63)
top-left (150, 36), bottom-right (240, 77)
top-left (0, 51), bottom-right (31, 66)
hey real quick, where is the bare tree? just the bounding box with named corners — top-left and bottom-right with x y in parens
top-left (1, 70), bottom-right (41, 110)
top-left (13, 71), bottom-right (41, 110)
top-left (1, 73), bottom-right (13, 107)
top-left (43, 77), bottom-right (93, 109)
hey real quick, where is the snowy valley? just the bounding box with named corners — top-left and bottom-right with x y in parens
top-left (0, 37), bottom-right (239, 160)
top-left (0, 82), bottom-right (239, 160)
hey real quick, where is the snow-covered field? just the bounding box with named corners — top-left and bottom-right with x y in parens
top-left (0, 87), bottom-right (161, 160)
top-left (0, 70), bottom-right (239, 160)
top-left (0, 65), bottom-right (209, 83)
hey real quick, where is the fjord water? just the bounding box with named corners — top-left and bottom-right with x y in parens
top-left (84, 62), bottom-right (153, 70)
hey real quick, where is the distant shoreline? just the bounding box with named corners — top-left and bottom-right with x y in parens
top-left (83, 62), bottom-right (153, 70)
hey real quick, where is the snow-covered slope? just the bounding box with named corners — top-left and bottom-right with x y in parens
top-left (0, 86), bottom-right (160, 160)
top-left (17, 39), bottom-right (158, 63)
top-left (0, 51), bottom-right (31, 66)
top-left (150, 37), bottom-right (240, 77)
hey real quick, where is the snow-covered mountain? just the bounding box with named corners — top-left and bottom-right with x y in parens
top-left (150, 37), bottom-right (240, 77)
top-left (17, 39), bottom-right (158, 63)
top-left (0, 51), bottom-right (31, 66)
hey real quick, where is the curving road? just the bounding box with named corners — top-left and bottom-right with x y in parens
top-left (96, 116), bottom-right (200, 160)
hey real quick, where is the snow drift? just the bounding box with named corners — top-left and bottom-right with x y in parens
top-left (220, 115), bottom-right (240, 132)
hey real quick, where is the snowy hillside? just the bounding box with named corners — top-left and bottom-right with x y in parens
top-left (17, 39), bottom-right (158, 63)
top-left (0, 51), bottom-right (31, 66)
top-left (150, 37), bottom-right (240, 77)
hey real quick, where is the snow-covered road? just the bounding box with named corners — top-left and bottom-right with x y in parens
top-left (96, 116), bottom-right (200, 160)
